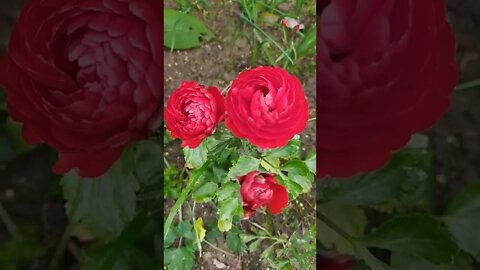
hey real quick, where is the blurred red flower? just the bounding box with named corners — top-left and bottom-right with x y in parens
top-left (317, 0), bottom-right (458, 177)
top-left (0, 0), bottom-right (162, 177)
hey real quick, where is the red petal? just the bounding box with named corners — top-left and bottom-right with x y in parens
top-left (268, 183), bottom-right (288, 214)
top-left (53, 147), bottom-right (124, 178)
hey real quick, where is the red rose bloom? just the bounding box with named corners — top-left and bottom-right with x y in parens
top-left (238, 171), bottom-right (288, 219)
top-left (317, 0), bottom-right (458, 177)
top-left (165, 81), bottom-right (225, 148)
top-left (225, 66), bottom-right (309, 149)
top-left (0, 0), bottom-right (162, 177)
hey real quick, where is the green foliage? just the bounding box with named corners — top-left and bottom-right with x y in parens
top-left (164, 9), bottom-right (214, 50)
top-left (0, 225), bottom-right (45, 270)
top-left (216, 182), bottom-right (243, 232)
top-left (226, 227), bottom-right (247, 254)
top-left (317, 203), bottom-right (366, 255)
top-left (361, 214), bottom-right (458, 265)
top-left (391, 252), bottom-right (473, 270)
top-left (319, 148), bottom-right (432, 207)
top-left (61, 148), bottom-right (139, 241)
top-left (226, 156), bottom-right (260, 179)
top-left (83, 213), bottom-right (161, 270)
top-left (183, 141), bottom-right (208, 169)
top-left (443, 182), bottom-right (480, 261)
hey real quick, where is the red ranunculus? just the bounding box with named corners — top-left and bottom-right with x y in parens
top-left (165, 81), bottom-right (225, 148)
top-left (225, 66), bottom-right (309, 149)
top-left (318, 0), bottom-right (458, 177)
top-left (0, 0), bottom-right (162, 177)
top-left (238, 171), bottom-right (288, 219)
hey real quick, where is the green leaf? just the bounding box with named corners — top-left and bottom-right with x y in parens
top-left (248, 238), bottom-right (263, 252)
top-left (134, 140), bottom-right (162, 186)
top-left (391, 252), bottom-right (473, 270)
top-left (61, 150), bottom-right (139, 241)
top-left (406, 134), bottom-right (429, 149)
top-left (164, 248), bottom-right (195, 270)
top-left (83, 213), bottom-right (156, 270)
top-left (164, 9), bottom-right (214, 50)
top-left (183, 141), bottom-right (208, 169)
top-left (317, 202), bottom-right (366, 255)
top-left (443, 182), bottom-right (480, 261)
top-left (304, 150), bottom-right (316, 175)
top-left (194, 217), bottom-right (206, 242)
top-left (226, 228), bottom-right (247, 254)
top-left (264, 136), bottom-right (300, 159)
top-left (216, 182), bottom-right (242, 232)
top-left (353, 243), bottom-right (392, 270)
top-left (281, 160), bottom-right (314, 199)
top-left (227, 156), bottom-right (260, 179)
top-left (320, 148), bottom-right (431, 206)
top-left (361, 214), bottom-right (458, 265)
top-left (192, 181), bottom-right (218, 202)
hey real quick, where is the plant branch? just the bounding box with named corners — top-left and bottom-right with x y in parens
top-left (164, 176), bottom-right (197, 237)
top-left (317, 209), bottom-right (355, 242)
top-left (204, 240), bottom-right (237, 257)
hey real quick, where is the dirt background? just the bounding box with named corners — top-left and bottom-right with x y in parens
top-left (0, 0), bottom-right (477, 269)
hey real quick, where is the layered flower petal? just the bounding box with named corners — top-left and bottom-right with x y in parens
top-left (225, 66), bottom-right (309, 149)
top-left (318, 0), bottom-right (458, 177)
top-left (0, 0), bottom-right (163, 177)
top-left (238, 171), bottom-right (288, 219)
top-left (165, 81), bottom-right (225, 148)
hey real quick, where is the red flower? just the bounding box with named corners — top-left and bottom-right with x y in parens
top-left (165, 81), bottom-right (225, 148)
top-left (317, 0), bottom-right (458, 177)
top-left (225, 66), bottom-right (309, 149)
top-left (0, 0), bottom-right (162, 177)
top-left (238, 171), bottom-right (288, 219)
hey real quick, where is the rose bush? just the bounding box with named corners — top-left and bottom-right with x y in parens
top-left (317, 0), bottom-right (458, 177)
top-left (165, 81), bottom-right (225, 148)
top-left (225, 66), bottom-right (309, 149)
top-left (0, 0), bottom-right (162, 177)
top-left (238, 171), bottom-right (289, 219)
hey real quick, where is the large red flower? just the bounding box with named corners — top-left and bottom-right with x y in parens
top-left (225, 66), bottom-right (309, 149)
top-left (317, 0), bottom-right (458, 177)
top-left (165, 81), bottom-right (225, 148)
top-left (238, 171), bottom-right (288, 219)
top-left (0, 0), bottom-right (162, 177)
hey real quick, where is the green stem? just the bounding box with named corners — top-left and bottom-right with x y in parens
top-left (204, 240), bottom-right (237, 257)
top-left (0, 202), bottom-right (18, 237)
top-left (455, 79), bottom-right (480, 91)
top-left (238, 13), bottom-right (295, 64)
top-left (308, 117), bottom-right (316, 122)
top-left (317, 210), bottom-right (355, 242)
top-left (164, 177), bottom-right (197, 237)
top-left (192, 201), bottom-right (203, 254)
top-left (48, 225), bottom-right (72, 270)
